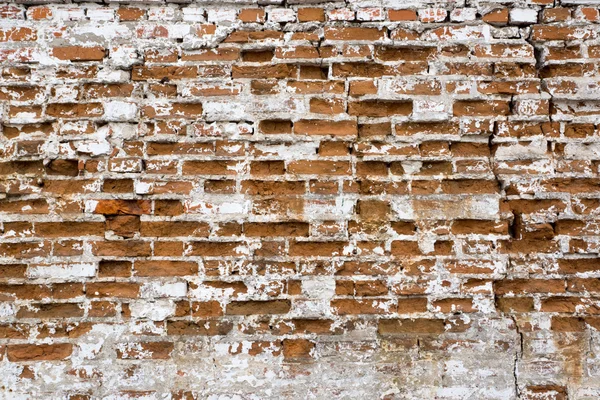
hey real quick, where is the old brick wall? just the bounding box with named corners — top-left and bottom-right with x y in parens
top-left (1, 0), bottom-right (600, 398)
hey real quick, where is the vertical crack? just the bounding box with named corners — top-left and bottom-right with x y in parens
top-left (510, 315), bottom-right (524, 398)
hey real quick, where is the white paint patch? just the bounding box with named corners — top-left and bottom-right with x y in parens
top-left (27, 263), bottom-right (96, 279)
top-left (104, 102), bottom-right (138, 121)
top-left (141, 282), bottom-right (188, 298)
top-left (129, 299), bottom-right (176, 321)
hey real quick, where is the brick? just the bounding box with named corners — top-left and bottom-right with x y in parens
top-left (374, 46), bottom-right (436, 61)
top-left (348, 100), bottom-right (412, 117)
top-left (244, 222), bottom-right (309, 237)
top-left (0, 264), bottom-right (27, 279)
top-left (46, 103), bottom-right (103, 119)
top-left (389, 9), bottom-right (417, 21)
top-left (496, 297), bottom-right (534, 313)
top-left (378, 319), bottom-right (445, 335)
top-left (92, 241), bottom-right (151, 257)
top-left (419, 8), bottom-right (447, 23)
top-left (432, 298), bottom-right (475, 313)
top-left (298, 8), bottom-right (325, 22)
top-left (226, 300), bottom-right (291, 315)
top-left (289, 241), bottom-right (346, 256)
top-left (98, 260), bottom-right (131, 278)
top-left (87, 282), bottom-right (140, 298)
top-left (92, 200), bottom-right (151, 215)
top-left (117, 7), bottom-right (145, 21)
top-left (453, 100), bottom-right (510, 116)
top-left (558, 258), bottom-right (600, 273)
top-left (331, 299), bottom-right (392, 315)
top-left (134, 261), bottom-right (198, 277)
top-left (241, 180), bottom-right (305, 195)
top-left (451, 220), bottom-right (508, 235)
top-left (189, 300), bottom-right (223, 317)
top-left (282, 339), bottom-right (314, 360)
top-left (0, 242), bottom-right (49, 259)
top-left (167, 320), bottom-right (233, 336)
top-left (288, 161), bottom-right (351, 175)
top-left (35, 222), bottom-right (104, 237)
top-left (483, 8), bottom-right (509, 24)
top-left (105, 215), bottom-right (139, 238)
top-left (294, 120), bottom-right (357, 136)
top-left (232, 64), bottom-right (296, 79)
top-left (324, 27), bottom-right (386, 41)
top-left (7, 344), bottom-right (72, 361)
top-left (238, 9), bottom-right (265, 23)
top-left (495, 279), bottom-right (565, 295)
top-left (132, 66), bottom-right (198, 81)
top-left (186, 242), bottom-right (241, 257)
top-left (116, 342), bottom-right (174, 360)
top-left (531, 25), bottom-right (594, 41)
top-left (51, 46), bottom-right (105, 61)
top-left (143, 102), bottom-right (203, 119)
top-left (0, 27), bottom-right (36, 42)
top-left (140, 222), bottom-right (210, 237)
top-left (225, 30), bottom-right (284, 43)
top-left (17, 303), bottom-right (83, 319)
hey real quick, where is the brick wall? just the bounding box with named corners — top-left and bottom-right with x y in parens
top-left (1, 0), bottom-right (600, 398)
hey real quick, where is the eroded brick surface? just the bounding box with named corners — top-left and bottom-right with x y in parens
top-left (1, 0), bottom-right (600, 398)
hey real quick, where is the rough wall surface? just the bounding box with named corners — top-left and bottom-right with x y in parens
top-left (1, 0), bottom-right (600, 398)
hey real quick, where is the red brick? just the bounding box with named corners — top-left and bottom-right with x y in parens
top-left (52, 46), bottom-right (105, 61)
top-left (7, 344), bottom-right (72, 361)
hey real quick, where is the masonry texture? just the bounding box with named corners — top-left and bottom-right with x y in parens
top-left (2, 0), bottom-right (600, 398)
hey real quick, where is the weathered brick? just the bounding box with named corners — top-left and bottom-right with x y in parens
top-left (7, 344), bottom-right (72, 361)
top-left (378, 319), bottom-right (446, 335)
top-left (0, 0), bottom-right (598, 395)
top-left (226, 300), bottom-right (291, 315)
top-left (52, 46), bottom-right (105, 61)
